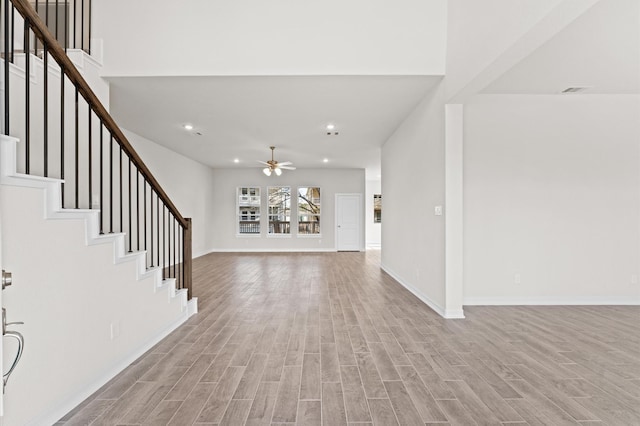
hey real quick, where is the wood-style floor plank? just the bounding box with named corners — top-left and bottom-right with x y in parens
top-left (59, 251), bottom-right (640, 426)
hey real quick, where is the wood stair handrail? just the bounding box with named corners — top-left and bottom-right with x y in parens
top-left (10, 0), bottom-right (189, 229)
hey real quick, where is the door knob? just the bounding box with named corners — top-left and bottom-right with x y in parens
top-left (2, 270), bottom-right (12, 289)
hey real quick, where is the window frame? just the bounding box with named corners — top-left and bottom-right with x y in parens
top-left (267, 186), bottom-right (292, 237)
top-left (297, 186), bottom-right (322, 237)
top-left (236, 186), bottom-right (262, 237)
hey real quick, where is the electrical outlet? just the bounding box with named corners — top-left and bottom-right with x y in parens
top-left (514, 274), bottom-right (521, 285)
top-left (434, 205), bottom-right (443, 216)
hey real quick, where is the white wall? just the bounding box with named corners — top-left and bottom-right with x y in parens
top-left (0, 172), bottom-right (188, 426)
top-left (91, 0), bottom-right (446, 77)
top-left (381, 82), bottom-right (448, 316)
top-left (124, 129), bottom-right (216, 257)
top-left (210, 168), bottom-right (365, 251)
top-left (445, 0), bottom-right (563, 99)
top-left (365, 180), bottom-right (381, 247)
top-left (463, 94), bottom-right (640, 304)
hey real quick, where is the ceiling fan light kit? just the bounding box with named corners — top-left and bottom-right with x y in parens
top-left (258, 146), bottom-right (296, 176)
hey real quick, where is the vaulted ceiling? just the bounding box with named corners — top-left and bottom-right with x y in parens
top-left (100, 0), bottom-right (639, 180)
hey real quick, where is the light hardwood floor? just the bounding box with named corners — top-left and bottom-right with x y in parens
top-left (59, 251), bottom-right (640, 425)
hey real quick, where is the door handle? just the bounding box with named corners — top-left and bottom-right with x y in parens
top-left (2, 308), bottom-right (24, 388)
top-left (3, 330), bottom-right (24, 387)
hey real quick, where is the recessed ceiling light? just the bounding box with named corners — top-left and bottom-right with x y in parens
top-left (233, 158), bottom-right (239, 163)
top-left (183, 124), bottom-right (194, 130)
top-left (326, 123), bottom-right (335, 131)
top-left (323, 158), bottom-right (329, 163)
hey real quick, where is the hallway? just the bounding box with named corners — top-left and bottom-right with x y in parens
top-left (59, 251), bottom-right (640, 425)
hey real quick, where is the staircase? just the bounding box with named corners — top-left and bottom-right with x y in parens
top-left (0, 0), bottom-right (197, 424)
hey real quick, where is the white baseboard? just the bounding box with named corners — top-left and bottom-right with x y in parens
top-left (193, 248), bottom-right (217, 258)
top-left (443, 308), bottom-right (466, 319)
top-left (28, 310), bottom-right (192, 426)
top-left (207, 248), bottom-right (338, 253)
top-left (380, 263), bottom-right (464, 319)
top-left (464, 296), bottom-right (640, 306)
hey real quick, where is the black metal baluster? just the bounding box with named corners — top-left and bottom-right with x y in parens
top-left (109, 134), bottom-right (113, 233)
top-left (24, 18), bottom-right (30, 173)
top-left (173, 217), bottom-right (176, 280)
top-left (150, 190), bottom-right (154, 266)
top-left (128, 156), bottom-right (132, 252)
top-left (74, 87), bottom-right (79, 208)
top-left (162, 205), bottom-right (166, 279)
top-left (88, 110), bottom-right (92, 208)
top-left (179, 225), bottom-right (182, 288)
top-left (60, 68), bottom-right (65, 205)
top-left (156, 194), bottom-right (160, 269)
top-left (64, 0), bottom-right (68, 52)
top-left (34, 0), bottom-right (38, 54)
top-left (99, 122), bottom-right (103, 233)
top-left (136, 170), bottom-right (140, 251)
top-left (144, 180), bottom-right (147, 253)
top-left (43, 42), bottom-right (48, 176)
top-left (119, 146), bottom-right (123, 232)
top-left (4, 0), bottom-right (9, 135)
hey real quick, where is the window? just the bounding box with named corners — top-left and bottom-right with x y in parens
top-left (298, 187), bottom-right (321, 235)
top-left (268, 187), bottom-right (291, 234)
top-left (373, 194), bottom-right (382, 223)
top-left (237, 187), bottom-right (260, 234)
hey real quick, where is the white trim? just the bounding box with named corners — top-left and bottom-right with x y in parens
top-left (297, 234), bottom-right (322, 238)
top-left (187, 297), bottom-right (199, 316)
top-left (380, 263), bottom-right (465, 319)
top-left (266, 234), bottom-right (292, 238)
top-left (445, 103), bottom-right (464, 317)
top-left (208, 248), bottom-right (337, 253)
top-left (25, 309), bottom-right (193, 426)
top-left (464, 297), bottom-right (640, 306)
top-left (235, 233), bottom-right (261, 238)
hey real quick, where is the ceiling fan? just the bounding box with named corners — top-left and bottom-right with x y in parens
top-left (258, 146), bottom-right (296, 176)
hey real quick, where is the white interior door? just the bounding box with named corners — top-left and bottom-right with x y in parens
top-left (336, 194), bottom-right (362, 251)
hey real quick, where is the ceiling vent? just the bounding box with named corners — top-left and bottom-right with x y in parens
top-left (560, 87), bottom-right (590, 94)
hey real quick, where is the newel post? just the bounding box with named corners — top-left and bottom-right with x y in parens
top-left (183, 217), bottom-right (193, 299)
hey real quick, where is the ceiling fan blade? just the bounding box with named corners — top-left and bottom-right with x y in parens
top-left (279, 165), bottom-right (296, 170)
top-left (278, 161), bottom-right (293, 166)
top-left (257, 160), bottom-right (270, 166)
